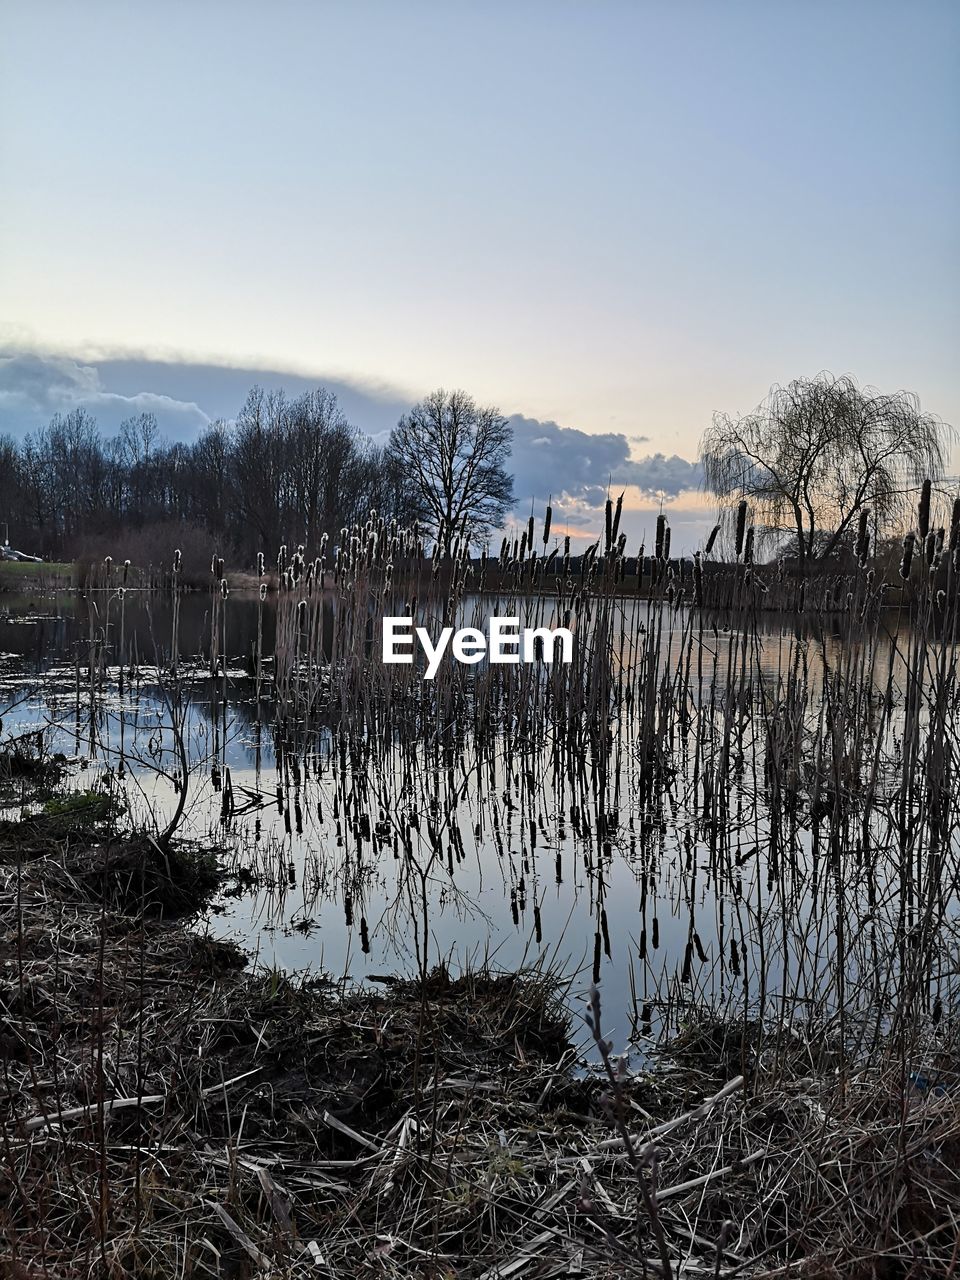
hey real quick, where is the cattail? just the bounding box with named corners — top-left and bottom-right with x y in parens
top-left (527, 512), bottom-right (535, 549)
top-left (949, 498), bottom-right (960, 554)
top-left (693, 551), bottom-right (703, 605)
top-left (259, 582), bottom-right (267, 601)
top-left (900, 531), bottom-right (915, 580)
top-left (655, 514), bottom-right (667, 561)
top-left (604, 498), bottom-right (613, 552)
top-left (662, 526), bottom-right (671, 562)
top-left (256, 551), bottom-right (264, 577)
top-left (219, 577), bottom-right (229, 599)
top-left (918, 479), bottom-right (932, 540)
top-left (611, 492), bottom-right (623, 544)
top-left (856, 509), bottom-right (870, 567)
top-left (734, 500), bottom-right (748, 558)
top-left (543, 504), bottom-right (552, 545)
top-left (211, 553), bottom-right (218, 576)
top-left (173, 549), bottom-right (181, 573)
top-left (744, 527), bottom-right (755, 565)
top-left (278, 544), bottom-right (287, 574)
top-left (704, 524), bottom-right (721, 555)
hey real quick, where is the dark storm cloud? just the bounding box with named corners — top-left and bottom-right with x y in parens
top-left (0, 349), bottom-right (412, 440)
top-left (508, 414), bottom-right (702, 508)
top-left (0, 351), bottom-right (212, 437)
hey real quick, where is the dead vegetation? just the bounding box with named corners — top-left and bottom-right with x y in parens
top-left (2, 837), bottom-right (959, 1279)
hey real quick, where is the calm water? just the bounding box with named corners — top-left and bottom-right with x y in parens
top-left (2, 588), bottom-right (957, 1059)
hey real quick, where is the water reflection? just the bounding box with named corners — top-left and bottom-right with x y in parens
top-left (2, 589), bottom-right (958, 1059)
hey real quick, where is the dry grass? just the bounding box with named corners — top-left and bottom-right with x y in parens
top-left (2, 842), bottom-right (959, 1279)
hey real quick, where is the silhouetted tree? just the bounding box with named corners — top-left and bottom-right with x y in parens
top-left (700, 374), bottom-right (949, 567)
top-left (386, 389), bottom-right (513, 556)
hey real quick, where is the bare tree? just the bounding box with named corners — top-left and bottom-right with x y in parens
top-left (700, 373), bottom-right (949, 567)
top-left (386, 389), bottom-right (513, 556)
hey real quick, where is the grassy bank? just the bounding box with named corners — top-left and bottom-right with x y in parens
top-left (0, 561), bottom-right (75, 593)
top-left (1, 752), bottom-right (959, 1277)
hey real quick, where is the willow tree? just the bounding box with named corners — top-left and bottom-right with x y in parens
top-left (699, 374), bottom-right (948, 567)
top-left (386, 389), bottom-right (513, 556)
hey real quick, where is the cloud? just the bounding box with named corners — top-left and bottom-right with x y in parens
top-left (0, 352), bottom-right (212, 439)
top-left (508, 413), bottom-right (702, 510)
top-left (0, 347), bottom-right (413, 441)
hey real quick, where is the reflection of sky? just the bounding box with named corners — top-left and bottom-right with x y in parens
top-left (3, 591), bottom-right (958, 1062)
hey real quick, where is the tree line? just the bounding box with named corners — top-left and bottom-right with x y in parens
top-left (0, 386), bottom-right (515, 570)
top-left (1, 369), bottom-right (949, 574)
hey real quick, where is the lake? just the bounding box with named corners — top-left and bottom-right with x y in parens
top-left (2, 585), bottom-right (957, 1060)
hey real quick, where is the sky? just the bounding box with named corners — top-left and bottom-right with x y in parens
top-left (1, 0), bottom-right (958, 548)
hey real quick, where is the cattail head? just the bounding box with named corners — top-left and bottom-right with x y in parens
top-left (949, 497), bottom-right (960, 554)
top-left (219, 577), bottom-right (229, 599)
top-left (655, 513), bottom-right (667, 561)
top-left (704, 524), bottom-right (721, 556)
top-left (734, 500), bottom-right (748, 558)
top-left (173, 549), bottom-right (181, 573)
top-left (543, 504), bottom-right (552, 545)
top-left (259, 582), bottom-right (267, 601)
top-left (744, 527), bottom-right (755, 565)
top-left (256, 551), bottom-right (264, 577)
top-left (900, 531), bottom-right (915, 580)
top-left (918, 479), bottom-right (932, 540)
